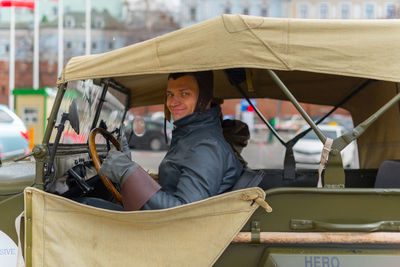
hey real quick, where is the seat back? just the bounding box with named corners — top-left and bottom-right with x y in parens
top-left (374, 160), bottom-right (400, 188)
top-left (231, 168), bottom-right (264, 191)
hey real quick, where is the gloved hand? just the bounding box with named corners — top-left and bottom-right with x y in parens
top-left (99, 150), bottom-right (139, 185)
top-left (120, 135), bottom-right (132, 160)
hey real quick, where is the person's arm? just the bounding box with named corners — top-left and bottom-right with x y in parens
top-left (100, 140), bottom-right (229, 210)
top-left (100, 151), bottom-right (161, 211)
top-left (142, 140), bottom-right (225, 210)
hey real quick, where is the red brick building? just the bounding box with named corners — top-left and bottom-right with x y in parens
top-left (0, 60), bottom-right (58, 105)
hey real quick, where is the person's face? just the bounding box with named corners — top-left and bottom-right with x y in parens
top-left (166, 75), bottom-right (199, 121)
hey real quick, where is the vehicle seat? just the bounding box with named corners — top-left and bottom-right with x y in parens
top-left (222, 119), bottom-right (250, 167)
top-left (222, 119), bottom-right (264, 191)
top-left (231, 168), bottom-right (265, 191)
top-left (374, 160), bottom-right (400, 188)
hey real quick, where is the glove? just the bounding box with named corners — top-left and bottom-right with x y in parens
top-left (99, 150), bottom-right (139, 185)
top-left (120, 135), bottom-right (131, 160)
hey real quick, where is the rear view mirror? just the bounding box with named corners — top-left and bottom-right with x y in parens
top-left (68, 100), bottom-right (80, 134)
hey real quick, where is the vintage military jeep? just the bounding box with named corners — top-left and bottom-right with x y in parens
top-left (1, 15), bottom-right (400, 267)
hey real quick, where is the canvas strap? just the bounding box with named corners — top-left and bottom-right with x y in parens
top-left (318, 138), bottom-right (333, 188)
top-left (241, 193), bottom-right (272, 213)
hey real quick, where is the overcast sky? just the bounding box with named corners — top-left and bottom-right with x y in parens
top-left (165, 0), bottom-right (180, 8)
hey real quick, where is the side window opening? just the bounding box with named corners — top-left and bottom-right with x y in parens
top-left (126, 99), bottom-right (358, 173)
top-left (221, 99), bottom-right (358, 170)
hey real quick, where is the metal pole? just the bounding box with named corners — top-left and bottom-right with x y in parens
top-left (9, 6), bottom-right (15, 110)
top-left (57, 0), bottom-right (64, 76)
top-left (334, 91), bottom-right (400, 151)
top-left (234, 84), bottom-right (286, 146)
top-left (33, 0), bottom-right (40, 89)
top-left (85, 0), bottom-right (91, 55)
top-left (267, 69), bottom-right (327, 143)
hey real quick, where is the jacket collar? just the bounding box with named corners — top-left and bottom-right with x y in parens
top-left (173, 105), bottom-right (221, 132)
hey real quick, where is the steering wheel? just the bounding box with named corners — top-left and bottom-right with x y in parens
top-left (88, 128), bottom-right (122, 202)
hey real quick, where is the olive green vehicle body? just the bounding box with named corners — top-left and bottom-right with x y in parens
top-left (1, 15), bottom-right (400, 266)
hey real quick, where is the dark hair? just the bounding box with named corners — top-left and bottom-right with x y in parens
top-left (168, 71), bottom-right (214, 113)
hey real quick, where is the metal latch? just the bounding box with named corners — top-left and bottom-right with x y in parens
top-left (251, 220), bottom-right (261, 243)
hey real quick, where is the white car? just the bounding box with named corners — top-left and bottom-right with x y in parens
top-left (0, 105), bottom-right (29, 160)
top-left (293, 124), bottom-right (358, 168)
top-left (276, 115), bottom-right (306, 132)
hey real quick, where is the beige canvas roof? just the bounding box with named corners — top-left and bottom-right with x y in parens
top-left (59, 14), bottom-right (400, 108)
top-left (58, 15), bottom-right (400, 168)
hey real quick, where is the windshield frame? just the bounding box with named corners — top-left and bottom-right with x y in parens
top-left (43, 79), bottom-right (130, 146)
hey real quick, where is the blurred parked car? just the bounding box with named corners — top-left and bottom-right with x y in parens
top-left (276, 115), bottom-right (306, 132)
top-left (312, 114), bottom-right (354, 131)
top-left (0, 104), bottom-right (29, 160)
top-left (126, 117), bottom-right (172, 151)
top-left (293, 124), bottom-right (357, 168)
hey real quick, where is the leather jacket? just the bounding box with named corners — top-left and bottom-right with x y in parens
top-left (141, 106), bottom-right (243, 210)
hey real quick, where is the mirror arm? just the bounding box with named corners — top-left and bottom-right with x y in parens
top-left (333, 92), bottom-right (400, 152)
top-left (267, 70), bottom-right (327, 144)
top-left (44, 112), bottom-right (68, 188)
top-left (42, 83), bottom-right (67, 145)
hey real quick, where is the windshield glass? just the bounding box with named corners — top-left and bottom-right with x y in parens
top-left (96, 87), bottom-right (126, 132)
top-left (50, 80), bottom-right (127, 144)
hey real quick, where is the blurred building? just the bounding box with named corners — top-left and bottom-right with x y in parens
top-left (285, 0), bottom-right (399, 19)
top-left (180, 0), bottom-right (282, 27)
top-left (0, 0), bottom-right (125, 24)
top-left (0, 0), bottom-right (178, 105)
top-left (180, 0), bottom-right (399, 25)
top-left (123, 0), bottom-right (179, 42)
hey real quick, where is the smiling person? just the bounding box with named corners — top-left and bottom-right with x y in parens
top-left (100, 71), bottom-right (243, 210)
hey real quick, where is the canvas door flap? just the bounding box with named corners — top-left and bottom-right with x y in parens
top-left (24, 187), bottom-right (265, 267)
